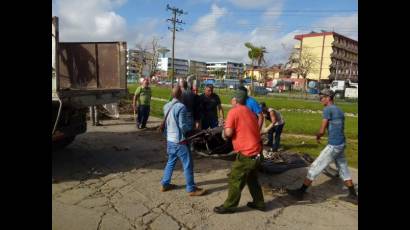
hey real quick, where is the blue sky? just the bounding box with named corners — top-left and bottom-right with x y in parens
top-left (52, 0), bottom-right (358, 65)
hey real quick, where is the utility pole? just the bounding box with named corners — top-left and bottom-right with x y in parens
top-left (166, 4), bottom-right (187, 88)
top-left (318, 32), bottom-right (326, 91)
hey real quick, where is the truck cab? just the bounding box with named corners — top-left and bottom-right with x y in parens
top-left (330, 80), bottom-right (358, 99)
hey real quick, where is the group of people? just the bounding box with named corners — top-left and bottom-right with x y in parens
top-left (133, 78), bottom-right (358, 214)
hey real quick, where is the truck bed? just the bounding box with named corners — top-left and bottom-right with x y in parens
top-left (54, 42), bottom-right (127, 107)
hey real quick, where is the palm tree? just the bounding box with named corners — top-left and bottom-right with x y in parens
top-left (244, 42), bottom-right (267, 95)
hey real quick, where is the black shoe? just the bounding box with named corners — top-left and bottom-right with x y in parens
top-left (213, 205), bottom-right (235, 214)
top-left (339, 194), bottom-right (358, 205)
top-left (246, 202), bottom-right (266, 211)
top-left (287, 188), bottom-right (304, 200)
top-left (264, 143), bottom-right (273, 147)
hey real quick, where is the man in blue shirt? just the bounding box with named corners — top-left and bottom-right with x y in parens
top-left (287, 89), bottom-right (358, 205)
top-left (161, 86), bottom-right (206, 196)
top-left (238, 86), bottom-right (263, 130)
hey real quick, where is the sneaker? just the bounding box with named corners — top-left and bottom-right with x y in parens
top-left (160, 184), bottom-right (176, 192)
top-left (213, 205), bottom-right (235, 214)
top-left (246, 202), bottom-right (266, 211)
top-left (188, 187), bottom-right (206, 196)
top-left (339, 194), bottom-right (358, 205)
top-left (286, 188), bottom-right (304, 200)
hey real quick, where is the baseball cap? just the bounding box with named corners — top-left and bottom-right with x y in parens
top-left (233, 89), bottom-right (247, 102)
top-left (319, 89), bottom-right (335, 98)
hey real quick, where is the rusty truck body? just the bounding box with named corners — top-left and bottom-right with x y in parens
top-left (52, 17), bottom-right (127, 149)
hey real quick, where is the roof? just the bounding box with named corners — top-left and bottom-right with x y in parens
top-left (294, 31), bottom-right (357, 43)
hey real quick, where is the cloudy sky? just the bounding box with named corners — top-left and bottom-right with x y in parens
top-left (52, 0), bottom-right (358, 65)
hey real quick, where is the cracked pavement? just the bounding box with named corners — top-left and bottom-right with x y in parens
top-left (52, 116), bottom-right (358, 230)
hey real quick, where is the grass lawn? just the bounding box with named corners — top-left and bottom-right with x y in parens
top-left (280, 135), bottom-right (358, 169)
top-left (128, 84), bottom-right (358, 114)
top-left (127, 84), bottom-right (358, 168)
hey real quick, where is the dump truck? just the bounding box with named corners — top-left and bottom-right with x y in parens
top-left (52, 17), bottom-right (127, 149)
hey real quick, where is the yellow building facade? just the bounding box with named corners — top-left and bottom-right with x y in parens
top-left (292, 32), bottom-right (358, 82)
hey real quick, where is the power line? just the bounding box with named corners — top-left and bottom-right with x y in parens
top-left (166, 4), bottom-right (187, 88)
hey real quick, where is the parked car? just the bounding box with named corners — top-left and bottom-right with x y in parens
top-left (253, 86), bottom-right (268, 95)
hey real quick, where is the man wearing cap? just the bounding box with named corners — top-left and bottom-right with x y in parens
top-left (238, 86), bottom-right (264, 130)
top-left (133, 78), bottom-right (152, 129)
top-left (287, 89), bottom-right (358, 205)
top-left (213, 90), bottom-right (265, 214)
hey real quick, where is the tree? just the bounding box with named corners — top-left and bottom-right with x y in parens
top-left (148, 37), bottom-right (160, 78)
top-left (244, 42), bottom-right (267, 95)
top-left (211, 69), bottom-right (225, 82)
top-left (134, 37), bottom-right (161, 79)
top-left (290, 47), bottom-right (319, 91)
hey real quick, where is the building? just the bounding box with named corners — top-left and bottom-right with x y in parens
top-left (188, 60), bottom-right (208, 78)
top-left (244, 67), bottom-right (281, 82)
top-left (289, 31), bottom-right (358, 83)
top-left (157, 57), bottom-right (189, 79)
top-left (126, 49), bottom-right (154, 82)
top-left (206, 61), bottom-right (244, 79)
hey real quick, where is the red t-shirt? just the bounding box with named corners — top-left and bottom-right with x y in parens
top-left (224, 105), bottom-right (262, 156)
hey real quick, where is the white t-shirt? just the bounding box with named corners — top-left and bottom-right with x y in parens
top-left (268, 108), bottom-right (284, 126)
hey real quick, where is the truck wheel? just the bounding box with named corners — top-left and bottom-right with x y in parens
top-left (52, 136), bottom-right (76, 151)
top-left (335, 92), bottom-right (343, 99)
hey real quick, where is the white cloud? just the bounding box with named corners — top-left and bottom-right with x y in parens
top-left (128, 18), bottom-right (163, 50)
top-left (262, 0), bottom-right (284, 23)
top-left (160, 2), bottom-right (296, 65)
top-left (192, 4), bottom-right (228, 32)
top-left (312, 13), bottom-right (358, 40)
top-left (228, 0), bottom-right (280, 9)
top-left (54, 0), bottom-right (127, 41)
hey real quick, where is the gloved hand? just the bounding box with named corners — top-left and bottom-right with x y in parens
top-left (260, 123), bottom-right (273, 134)
top-left (222, 129), bottom-right (228, 141)
top-left (218, 118), bottom-right (224, 126)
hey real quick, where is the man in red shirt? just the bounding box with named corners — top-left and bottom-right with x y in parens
top-left (213, 90), bottom-right (265, 214)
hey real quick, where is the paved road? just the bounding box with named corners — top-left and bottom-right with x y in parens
top-left (52, 116), bottom-right (358, 230)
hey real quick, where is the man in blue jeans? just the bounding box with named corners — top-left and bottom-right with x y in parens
top-left (287, 89), bottom-right (358, 205)
top-left (160, 86), bottom-right (206, 196)
top-left (260, 102), bottom-right (285, 152)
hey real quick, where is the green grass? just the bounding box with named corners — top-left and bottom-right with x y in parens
top-left (128, 84), bottom-right (358, 114)
top-left (125, 95), bottom-right (358, 168)
top-left (218, 106), bottom-right (357, 140)
top-left (127, 84), bottom-right (358, 167)
top-left (128, 84), bottom-right (172, 100)
top-left (280, 135), bottom-right (358, 168)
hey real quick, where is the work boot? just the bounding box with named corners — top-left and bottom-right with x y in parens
top-left (213, 205), bottom-right (235, 214)
top-left (160, 184), bottom-right (176, 192)
top-left (286, 188), bottom-right (304, 200)
top-left (188, 187), bottom-right (206, 196)
top-left (246, 202), bottom-right (266, 212)
top-left (339, 193), bottom-right (358, 205)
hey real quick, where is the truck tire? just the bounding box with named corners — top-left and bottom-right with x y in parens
top-left (52, 136), bottom-right (76, 151)
top-left (335, 92), bottom-right (343, 99)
